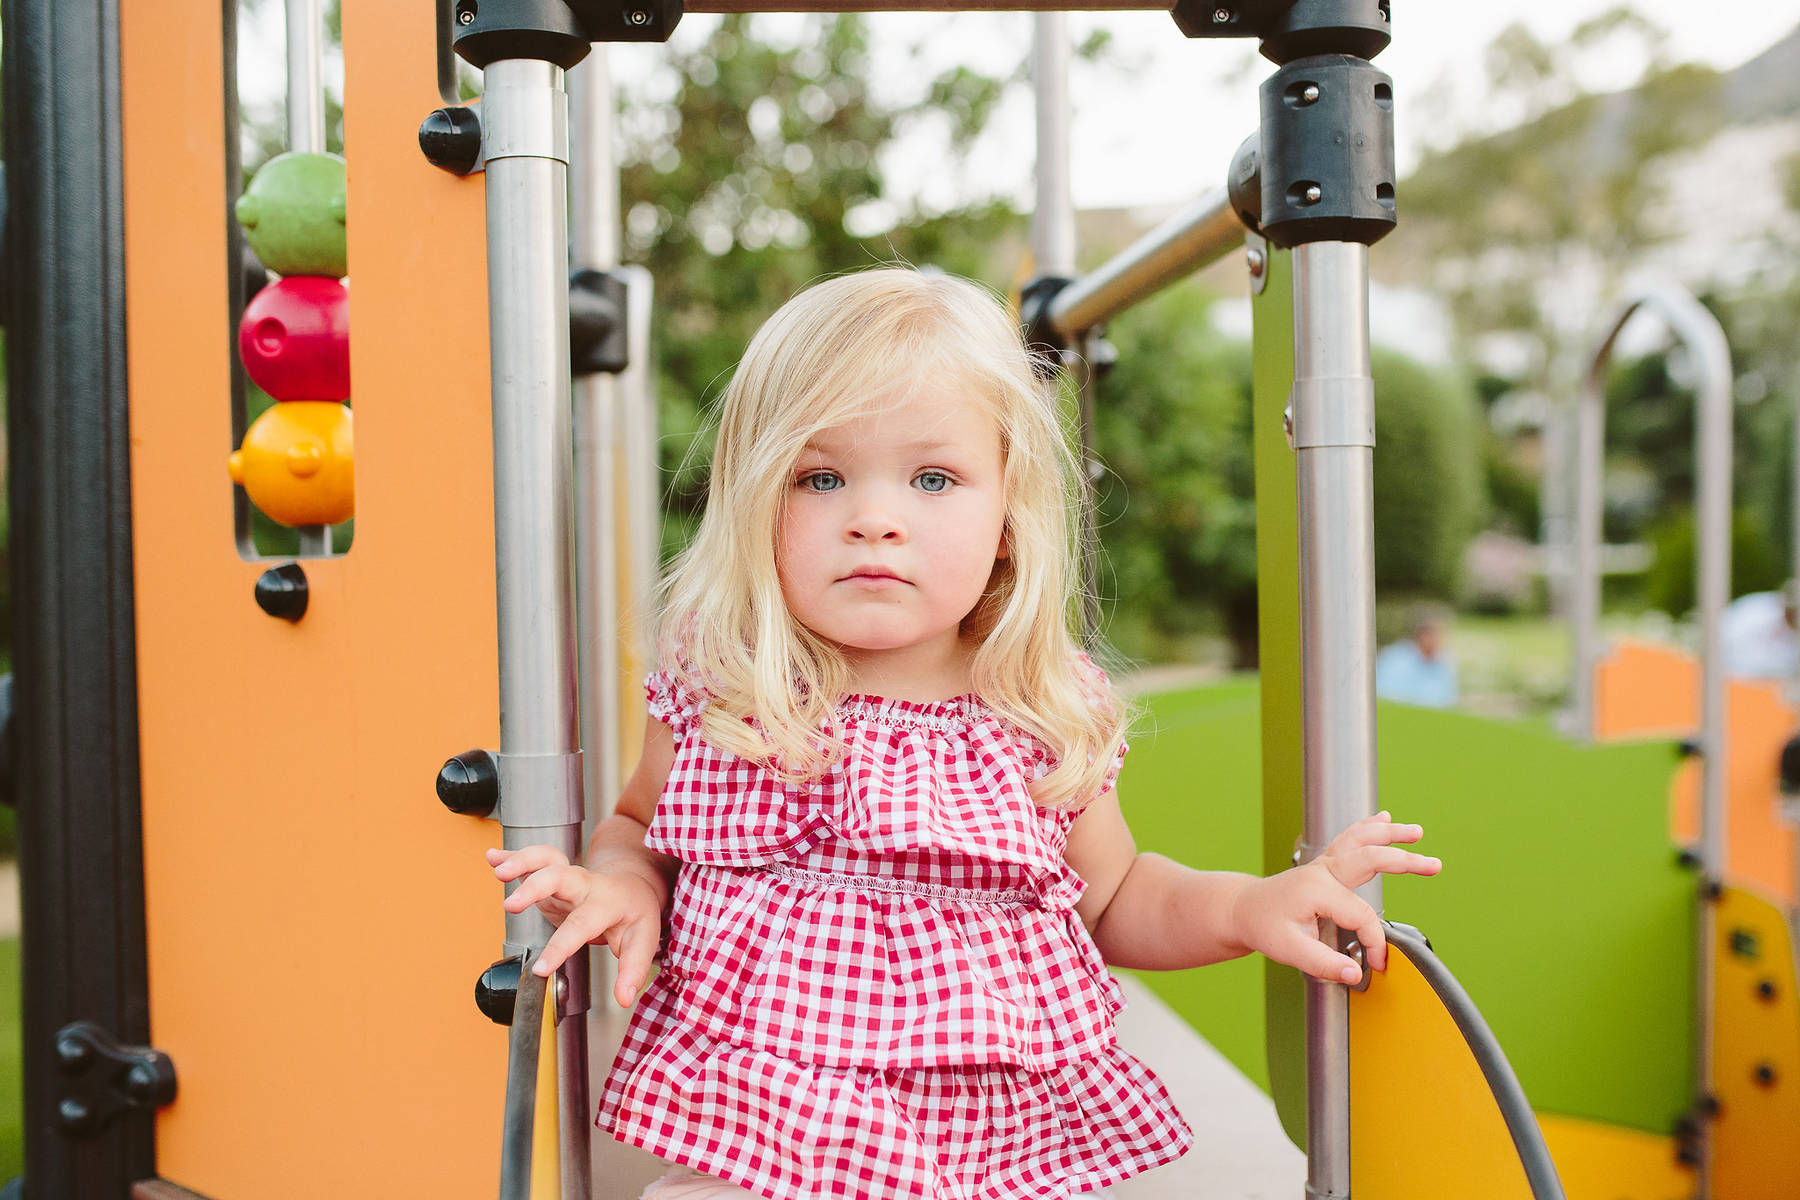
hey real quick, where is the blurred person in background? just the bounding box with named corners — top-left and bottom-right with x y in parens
top-left (1720, 582), bottom-right (1798, 681)
top-left (1376, 606), bottom-right (1459, 709)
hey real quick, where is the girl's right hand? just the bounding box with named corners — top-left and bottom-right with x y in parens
top-left (485, 845), bottom-right (665, 1007)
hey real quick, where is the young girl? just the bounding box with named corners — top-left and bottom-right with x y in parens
top-left (488, 267), bottom-right (1440, 1200)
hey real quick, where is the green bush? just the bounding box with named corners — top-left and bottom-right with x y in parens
top-left (1644, 506), bottom-right (1787, 615)
top-left (1370, 349), bottom-right (1486, 598)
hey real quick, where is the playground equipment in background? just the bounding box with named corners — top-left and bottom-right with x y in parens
top-left (11, 0), bottom-right (1782, 1198)
top-left (1113, 276), bottom-right (1800, 1199)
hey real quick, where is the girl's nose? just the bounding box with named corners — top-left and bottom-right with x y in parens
top-left (847, 501), bottom-right (904, 542)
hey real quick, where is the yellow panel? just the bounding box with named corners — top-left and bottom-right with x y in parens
top-left (1537, 1114), bottom-right (1691, 1200)
top-left (1349, 947), bottom-right (1534, 1198)
top-left (1712, 887), bottom-right (1800, 1200)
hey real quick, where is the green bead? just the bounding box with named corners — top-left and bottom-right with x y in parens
top-left (236, 151), bottom-right (348, 278)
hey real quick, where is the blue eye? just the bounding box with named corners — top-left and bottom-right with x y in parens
top-left (800, 471), bottom-right (841, 493)
top-left (915, 471), bottom-right (951, 494)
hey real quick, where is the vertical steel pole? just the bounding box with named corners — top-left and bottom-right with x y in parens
top-left (1292, 240), bottom-right (1377, 1200)
top-left (286, 0), bottom-right (333, 558)
top-left (1570, 382), bottom-right (1604, 741)
top-left (482, 55), bottom-right (586, 1200)
top-left (1031, 12), bottom-right (1076, 280)
top-left (568, 47), bottom-right (622, 1200)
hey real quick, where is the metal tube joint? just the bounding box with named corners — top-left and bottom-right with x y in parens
top-left (452, 0), bottom-right (681, 71)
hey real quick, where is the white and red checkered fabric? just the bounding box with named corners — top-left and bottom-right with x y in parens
top-left (597, 666), bottom-right (1193, 1199)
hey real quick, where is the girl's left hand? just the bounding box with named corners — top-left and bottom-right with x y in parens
top-left (1228, 811), bottom-right (1442, 986)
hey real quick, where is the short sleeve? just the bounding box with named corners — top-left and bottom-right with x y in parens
top-left (644, 667), bottom-right (706, 741)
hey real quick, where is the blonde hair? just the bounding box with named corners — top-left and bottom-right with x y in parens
top-left (656, 266), bottom-right (1129, 811)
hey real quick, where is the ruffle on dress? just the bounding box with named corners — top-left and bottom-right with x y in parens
top-left (598, 970), bottom-right (1193, 1200)
top-left (659, 859), bottom-right (1126, 1071)
top-left (642, 670), bottom-right (1127, 882)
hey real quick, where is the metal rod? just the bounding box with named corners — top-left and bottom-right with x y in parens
top-left (1292, 240), bottom-right (1378, 1200)
top-left (482, 56), bottom-right (586, 1200)
top-left (287, 0), bottom-right (331, 556)
top-left (285, 0), bottom-right (326, 154)
top-left (621, 264), bottom-right (660, 680)
top-left (1031, 12), bottom-right (1076, 279)
top-left (1568, 284), bottom-right (1731, 1197)
top-left (1046, 188), bottom-right (1242, 340)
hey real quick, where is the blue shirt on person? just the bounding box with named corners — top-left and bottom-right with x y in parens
top-left (1375, 638), bottom-right (1458, 709)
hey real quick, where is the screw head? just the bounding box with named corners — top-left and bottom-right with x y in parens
top-left (1246, 247), bottom-right (1266, 279)
top-left (456, 3), bottom-right (475, 25)
top-left (1213, 7), bottom-right (1231, 22)
top-left (1301, 84), bottom-right (1321, 105)
top-left (1304, 185), bottom-right (1323, 204)
top-left (628, 8), bottom-right (650, 24)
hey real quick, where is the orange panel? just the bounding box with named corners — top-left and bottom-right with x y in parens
top-left (1596, 640), bottom-right (1798, 905)
top-left (1711, 887), bottom-right (1800, 1200)
top-left (122, 3), bottom-right (506, 1195)
top-left (1669, 679), bottom-right (1798, 906)
top-left (1593, 639), bottom-right (1699, 742)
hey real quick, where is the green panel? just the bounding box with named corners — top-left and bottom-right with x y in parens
top-left (1247, 242), bottom-right (1309, 1146)
top-left (1120, 679), bottom-right (1269, 1089)
top-left (1126, 678), bottom-right (1699, 1137)
top-left (1374, 706), bottom-right (1697, 1133)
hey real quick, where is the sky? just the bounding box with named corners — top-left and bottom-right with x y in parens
top-left (243, 3), bottom-right (1799, 217)
top-left (607, 3), bottom-right (1800, 218)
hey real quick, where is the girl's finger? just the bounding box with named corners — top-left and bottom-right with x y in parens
top-left (1324, 893), bottom-right (1385, 973)
top-left (503, 866), bottom-right (579, 913)
top-left (1343, 845), bottom-right (1442, 884)
top-left (1280, 929), bottom-right (1364, 986)
top-left (490, 844), bottom-right (570, 881)
top-left (535, 910), bottom-right (609, 977)
top-left (614, 923), bottom-right (657, 1007)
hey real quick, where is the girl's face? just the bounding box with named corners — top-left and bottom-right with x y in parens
top-left (775, 379), bottom-right (1009, 686)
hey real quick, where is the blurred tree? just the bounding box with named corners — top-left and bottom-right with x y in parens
top-left (619, 15), bottom-right (1028, 530)
top-left (1094, 286), bottom-right (1484, 667)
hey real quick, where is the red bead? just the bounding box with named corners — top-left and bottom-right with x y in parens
top-left (238, 276), bottom-right (350, 401)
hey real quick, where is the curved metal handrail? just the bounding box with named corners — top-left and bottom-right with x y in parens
top-left (1567, 283), bottom-right (1732, 878)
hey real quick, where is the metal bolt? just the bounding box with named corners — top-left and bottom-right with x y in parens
top-left (457, 6), bottom-right (474, 25)
top-left (1246, 247), bottom-right (1265, 279)
top-left (1300, 84), bottom-right (1320, 105)
top-left (1213, 8), bottom-right (1232, 22)
top-left (628, 8), bottom-right (650, 24)
top-left (1304, 185), bottom-right (1323, 204)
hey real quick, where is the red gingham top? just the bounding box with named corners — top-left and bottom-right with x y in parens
top-left (596, 663), bottom-right (1193, 1199)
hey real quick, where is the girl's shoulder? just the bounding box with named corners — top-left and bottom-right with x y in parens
top-left (644, 663), bottom-right (712, 740)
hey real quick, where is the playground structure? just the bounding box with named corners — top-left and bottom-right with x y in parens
top-left (3, 2), bottom-right (1796, 1200)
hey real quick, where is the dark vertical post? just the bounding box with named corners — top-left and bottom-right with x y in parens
top-left (2, 1), bottom-right (156, 1197)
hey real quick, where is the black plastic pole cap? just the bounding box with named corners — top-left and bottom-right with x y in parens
top-left (254, 562), bottom-right (309, 622)
top-left (476, 956), bottom-right (524, 1025)
top-left (420, 106), bottom-right (483, 177)
top-left (438, 748), bottom-right (500, 817)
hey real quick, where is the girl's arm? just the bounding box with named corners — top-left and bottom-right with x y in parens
top-left (584, 714), bottom-right (681, 910)
top-left (1064, 790), bottom-right (1439, 985)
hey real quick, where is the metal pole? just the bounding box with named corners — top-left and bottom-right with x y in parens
top-left (567, 48), bottom-right (623, 1200)
top-left (482, 56), bottom-right (587, 1200)
top-left (1569, 285), bottom-right (1731, 1196)
top-left (286, 0), bottom-right (332, 558)
top-left (620, 263), bottom-right (660, 675)
top-left (1292, 240), bottom-right (1378, 1200)
top-left (1046, 189), bottom-right (1242, 339)
top-left (1031, 12), bottom-right (1076, 280)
